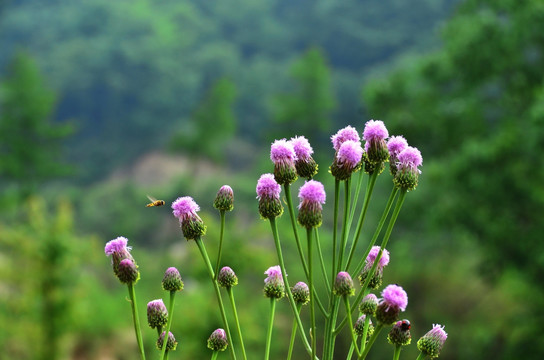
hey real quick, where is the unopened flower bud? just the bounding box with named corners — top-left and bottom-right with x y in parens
top-left (117, 258), bottom-right (140, 284)
top-left (333, 271), bottom-right (355, 297)
top-left (359, 246), bottom-right (390, 290)
top-left (297, 180), bottom-right (326, 228)
top-left (291, 136), bottom-right (318, 179)
top-left (417, 324), bottom-right (447, 358)
top-left (363, 120), bottom-right (389, 164)
top-left (359, 293), bottom-right (379, 316)
top-left (363, 152), bottom-right (385, 175)
top-left (105, 236), bottom-right (136, 280)
top-left (172, 196), bottom-right (207, 240)
top-left (394, 146), bottom-right (422, 191)
top-left (388, 319), bottom-right (412, 346)
top-left (292, 282), bottom-right (310, 305)
top-left (330, 140), bottom-right (363, 180)
top-left (162, 267), bottom-right (184, 292)
top-left (218, 266), bottom-right (238, 288)
top-left (214, 185), bottom-right (234, 212)
top-left (207, 328), bottom-right (228, 352)
top-left (256, 174), bottom-right (284, 219)
top-left (157, 331), bottom-right (177, 351)
top-left (147, 299), bottom-right (168, 329)
top-left (354, 315), bottom-right (375, 338)
top-left (376, 284), bottom-right (408, 325)
top-left (263, 265), bottom-right (285, 299)
top-left (271, 139), bottom-right (298, 185)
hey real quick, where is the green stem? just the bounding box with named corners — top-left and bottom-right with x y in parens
top-left (127, 283), bottom-right (146, 360)
top-left (214, 210), bottom-right (226, 281)
top-left (337, 177), bottom-right (351, 273)
top-left (307, 227), bottom-right (317, 360)
top-left (269, 217), bottom-right (315, 358)
top-left (160, 292), bottom-right (176, 360)
top-left (195, 238), bottom-right (237, 360)
top-left (359, 324), bottom-right (384, 359)
top-left (345, 171), bottom-right (378, 272)
top-left (331, 179), bottom-right (340, 288)
top-left (264, 298), bottom-right (276, 360)
top-left (211, 351), bottom-right (219, 360)
top-left (415, 352), bottom-right (427, 360)
top-left (351, 187), bottom-right (398, 276)
top-left (343, 296), bottom-right (361, 358)
top-left (393, 345), bottom-right (402, 360)
top-left (314, 228), bottom-right (331, 294)
top-left (347, 169), bottom-right (365, 232)
top-left (287, 304), bottom-right (303, 360)
top-left (227, 287), bottom-right (248, 360)
top-left (346, 340), bottom-right (356, 360)
top-left (360, 315), bottom-right (370, 355)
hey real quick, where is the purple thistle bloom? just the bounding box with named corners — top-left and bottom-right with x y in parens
top-left (363, 120), bottom-right (389, 142)
top-left (387, 136), bottom-right (408, 158)
top-left (397, 146), bottom-right (423, 173)
top-left (105, 236), bottom-right (135, 281)
top-left (290, 136), bottom-right (313, 160)
top-left (264, 265), bottom-right (283, 282)
top-left (256, 174), bottom-right (281, 200)
top-left (298, 180), bottom-right (326, 208)
top-left (331, 126), bottom-right (360, 151)
top-left (264, 265), bottom-right (285, 299)
top-left (172, 196), bottom-right (201, 222)
top-left (105, 236), bottom-right (131, 256)
top-left (337, 140), bottom-right (363, 169)
top-left (365, 246), bottom-right (390, 269)
top-left (270, 139), bottom-right (297, 164)
top-left (117, 258), bottom-right (139, 284)
top-left (381, 284), bottom-right (408, 312)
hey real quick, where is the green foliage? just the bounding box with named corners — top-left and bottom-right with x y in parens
top-left (170, 78), bottom-right (237, 162)
top-left (0, 53), bottom-right (73, 197)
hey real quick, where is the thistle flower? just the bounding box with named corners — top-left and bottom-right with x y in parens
top-left (394, 146), bottom-right (423, 191)
top-left (330, 140), bottom-right (363, 180)
top-left (359, 246), bottom-right (390, 290)
top-left (417, 324), bottom-right (448, 358)
top-left (292, 282), bottom-right (310, 305)
top-left (157, 331), bottom-right (178, 351)
top-left (359, 293), bottom-right (379, 316)
top-left (387, 136), bottom-right (408, 176)
top-left (147, 299), bottom-right (168, 329)
top-left (207, 328), bottom-right (228, 352)
top-left (256, 173), bottom-right (284, 219)
top-left (376, 284), bottom-right (408, 325)
top-left (162, 267), bottom-right (184, 292)
top-left (290, 136), bottom-right (318, 179)
top-left (116, 258), bottom-right (140, 284)
top-left (331, 125), bottom-right (360, 151)
top-left (363, 119), bottom-right (389, 163)
top-left (105, 236), bottom-right (136, 281)
top-left (213, 185), bottom-right (234, 212)
top-left (297, 180), bottom-right (326, 228)
top-left (354, 315), bottom-right (375, 338)
top-left (333, 271), bottom-right (355, 297)
top-left (172, 196), bottom-right (206, 240)
top-left (263, 265), bottom-right (285, 299)
top-left (388, 319), bottom-right (412, 346)
top-left (270, 139), bottom-right (298, 185)
top-left (218, 266), bottom-right (238, 288)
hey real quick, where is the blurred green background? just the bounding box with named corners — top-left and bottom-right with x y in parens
top-left (1, 0), bottom-right (543, 359)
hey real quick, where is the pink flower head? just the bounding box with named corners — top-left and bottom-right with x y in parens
top-left (397, 146), bottom-right (423, 173)
top-left (337, 140), bottom-right (363, 169)
top-left (264, 265), bottom-right (283, 282)
top-left (381, 284), bottom-right (408, 312)
top-left (331, 126), bottom-right (360, 151)
top-left (387, 136), bottom-right (408, 158)
top-left (172, 196), bottom-right (200, 222)
top-left (105, 236), bottom-right (131, 256)
top-left (270, 139), bottom-right (297, 164)
top-left (366, 246), bottom-right (390, 269)
top-left (363, 120), bottom-right (389, 143)
top-left (256, 173), bottom-right (281, 200)
top-left (427, 324), bottom-right (448, 342)
top-left (298, 180), bottom-right (326, 208)
top-left (290, 136), bottom-right (313, 160)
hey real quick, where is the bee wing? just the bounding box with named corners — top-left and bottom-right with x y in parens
top-left (147, 194), bottom-right (157, 202)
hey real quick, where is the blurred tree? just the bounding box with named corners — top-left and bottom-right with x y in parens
top-left (272, 47), bottom-right (336, 144)
top-left (0, 53), bottom-right (72, 198)
top-left (169, 77), bottom-right (237, 162)
top-left (363, 0), bottom-right (544, 357)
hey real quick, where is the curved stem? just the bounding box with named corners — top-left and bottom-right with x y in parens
top-left (214, 210), bottom-right (226, 281)
top-left (227, 287), bottom-right (247, 360)
top-left (393, 345), bottom-right (402, 360)
top-left (127, 283), bottom-right (146, 360)
top-left (264, 298), bottom-right (276, 360)
top-left (347, 170), bottom-right (365, 234)
top-left (360, 315), bottom-right (370, 355)
top-left (359, 324), bottom-right (383, 359)
top-left (314, 228), bottom-right (331, 294)
top-left (337, 177), bottom-right (351, 272)
top-left (287, 303), bottom-right (303, 360)
top-left (269, 217), bottom-right (315, 358)
top-left (307, 227), bottom-right (317, 360)
top-left (195, 237), bottom-right (237, 360)
top-left (343, 296), bottom-right (361, 358)
top-left (160, 291), bottom-right (176, 360)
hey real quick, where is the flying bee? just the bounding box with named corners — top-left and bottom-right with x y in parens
top-left (146, 195), bottom-right (165, 207)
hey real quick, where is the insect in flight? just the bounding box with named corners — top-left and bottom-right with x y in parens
top-left (146, 195), bottom-right (165, 207)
